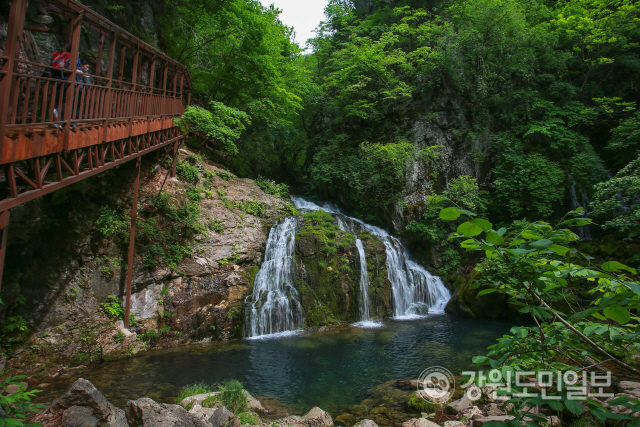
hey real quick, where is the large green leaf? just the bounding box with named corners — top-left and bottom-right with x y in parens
top-left (564, 399), bottom-right (584, 415)
top-left (457, 221), bottom-right (483, 237)
top-left (604, 306), bottom-right (631, 324)
top-left (439, 207), bottom-right (462, 220)
top-left (549, 245), bottom-right (570, 256)
top-left (602, 261), bottom-right (637, 275)
top-left (471, 218), bottom-right (492, 231)
top-left (486, 231), bottom-right (504, 245)
top-left (528, 239), bottom-right (553, 250)
top-left (522, 230), bottom-right (543, 240)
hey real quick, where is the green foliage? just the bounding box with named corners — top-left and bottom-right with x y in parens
top-left (101, 296), bottom-right (124, 320)
top-left (591, 154), bottom-right (640, 239)
top-left (174, 102), bottom-right (250, 155)
top-left (113, 330), bottom-right (125, 343)
top-left (437, 199), bottom-right (640, 426)
top-left (139, 330), bottom-right (158, 343)
top-left (254, 177), bottom-right (290, 199)
top-left (217, 380), bottom-right (247, 414)
top-left (238, 412), bottom-right (261, 425)
top-left (0, 376), bottom-right (45, 426)
top-left (96, 207), bottom-right (129, 241)
top-left (176, 160), bottom-right (200, 184)
top-left (175, 383), bottom-right (216, 405)
top-left (235, 200), bottom-right (267, 217)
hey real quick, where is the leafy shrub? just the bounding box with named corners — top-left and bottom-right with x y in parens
top-left (140, 330), bottom-right (158, 343)
top-left (0, 375), bottom-right (46, 424)
top-left (101, 296), bottom-right (124, 320)
top-left (254, 177), bottom-right (290, 199)
top-left (174, 102), bottom-right (250, 155)
top-left (235, 200), bottom-right (266, 217)
top-left (176, 160), bottom-right (200, 184)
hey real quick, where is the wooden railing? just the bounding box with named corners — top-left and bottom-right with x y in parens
top-left (0, 0), bottom-right (193, 208)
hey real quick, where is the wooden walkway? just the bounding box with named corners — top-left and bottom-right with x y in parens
top-left (0, 0), bottom-right (193, 322)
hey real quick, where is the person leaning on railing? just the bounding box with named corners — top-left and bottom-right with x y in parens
top-left (54, 46), bottom-right (88, 128)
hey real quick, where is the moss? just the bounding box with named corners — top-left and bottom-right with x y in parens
top-left (406, 392), bottom-right (442, 412)
top-left (238, 412), bottom-right (261, 425)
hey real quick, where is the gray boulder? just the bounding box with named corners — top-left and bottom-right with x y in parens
top-left (353, 420), bottom-right (378, 427)
top-left (445, 395), bottom-right (473, 415)
top-left (402, 419), bottom-right (441, 427)
top-left (50, 378), bottom-right (126, 427)
top-left (209, 406), bottom-right (234, 427)
top-left (62, 406), bottom-right (99, 427)
top-left (256, 407), bottom-right (332, 427)
top-left (126, 397), bottom-right (211, 427)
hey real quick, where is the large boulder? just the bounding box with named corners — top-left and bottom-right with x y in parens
top-left (126, 397), bottom-right (211, 427)
top-left (353, 420), bottom-right (378, 427)
top-left (50, 379), bottom-right (126, 427)
top-left (209, 407), bottom-right (234, 427)
top-left (61, 406), bottom-right (99, 427)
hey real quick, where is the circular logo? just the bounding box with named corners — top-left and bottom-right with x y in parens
top-left (417, 366), bottom-right (455, 404)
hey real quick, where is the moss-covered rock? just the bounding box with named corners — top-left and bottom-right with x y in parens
top-left (294, 212), bottom-right (392, 328)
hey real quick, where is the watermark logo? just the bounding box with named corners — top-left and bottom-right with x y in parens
top-left (417, 366), bottom-right (455, 404)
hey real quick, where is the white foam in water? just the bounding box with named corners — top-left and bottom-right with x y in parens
top-left (291, 196), bottom-right (451, 319)
top-left (352, 320), bottom-right (384, 328)
top-left (246, 330), bottom-right (304, 340)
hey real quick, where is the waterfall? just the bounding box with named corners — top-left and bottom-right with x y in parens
top-left (569, 176), bottom-right (593, 241)
top-left (355, 239), bottom-right (372, 322)
top-left (245, 217), bottom-right (304, 338)
top-left (291, 196), bottom-right (451, 318)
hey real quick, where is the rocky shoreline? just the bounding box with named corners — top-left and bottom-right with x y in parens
top-left (10, 373), bottom-right (640, 427)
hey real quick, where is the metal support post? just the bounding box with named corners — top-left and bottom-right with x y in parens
top-left (124, 157), bottom-right (141, 329)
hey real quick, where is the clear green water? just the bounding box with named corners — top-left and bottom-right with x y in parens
top-left (41, 315), bottom-right (511, 417)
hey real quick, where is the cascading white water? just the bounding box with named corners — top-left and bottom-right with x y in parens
top-left (245, 217), bottom-right (304, 338)
top-left (355, 239), bottom-right (372, 321)
top-left (569, 175), bottom-right (593, 241)
top-left (291, 196), bottom-right (451, 318)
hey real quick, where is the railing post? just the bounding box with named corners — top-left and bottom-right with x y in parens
top-left (147, 56), bottom-right (156, 116)
top-left (118, 45), bottom-right (126, 84)
top-left (124, 157), bottom-right (141, 329)
top-left (0, 210), bottom-right (11, 292)
top-left (0, 0), bottom-right (28, 158)
top-left (103, 34), bottom-right (117, 142)
top-left (63, 11), bottom-right (83, 148)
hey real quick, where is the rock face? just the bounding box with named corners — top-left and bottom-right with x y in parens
top-left (209, 407), bottom-right (234, 427)
top-left (294, 212), bottom-right (392, 326)
top-left (402, 419), bottom-right (441, 427)
top-left (1, 149), bottom-right (292, 374)
top-left (48, 378), bottom-right (127, 427)
top-left (126, 397), bottom-right (211, 427)
top-left (61, 406), bottom-right (99, 427)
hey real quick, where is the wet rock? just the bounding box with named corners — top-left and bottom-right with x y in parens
top-left (402, 419), bottom-right (441, 427)
top-left (334, 413), bottom-right (356, 426)
top-left (484, 403), bottom-right (505, 417)
top-left (224, 417), bottom-right (241, 427)
top-left (126, 397), bottom-right (211, 427)
top-left (459, 406), bottom-right (482, 421)
top-left (189, 404), bottom-right (216, 423)
top-left (446, 395), bottom-right (473, 415)
top-left (472, 416), bottom-right (514, 426)
top-left (443, 422), bottom-right (465, 427)
top-left (62, 406), bottom-right (99, 427)
top-left (302, 407), bottom-right (333, 427)
top-left (353, 420), bottom-right (378, 427)
top-left (210, 407), bottom-right (234, 427)
top-left (50, 378), bottom-right (126, 427)
top-left (619, 381), bottom-right (640, 392)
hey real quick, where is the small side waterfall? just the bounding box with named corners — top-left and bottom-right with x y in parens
top-left (355, 239), bottom-right (372, 322)
top-left (569, 176), bottom-right (593, 241)
top-left (245, 217), bottom-right (304, 338)
top-left (291, 196), bottom-right (451, 319)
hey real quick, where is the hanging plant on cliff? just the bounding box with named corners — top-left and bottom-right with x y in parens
top-left (174, 102), bottom-right (251, 155)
